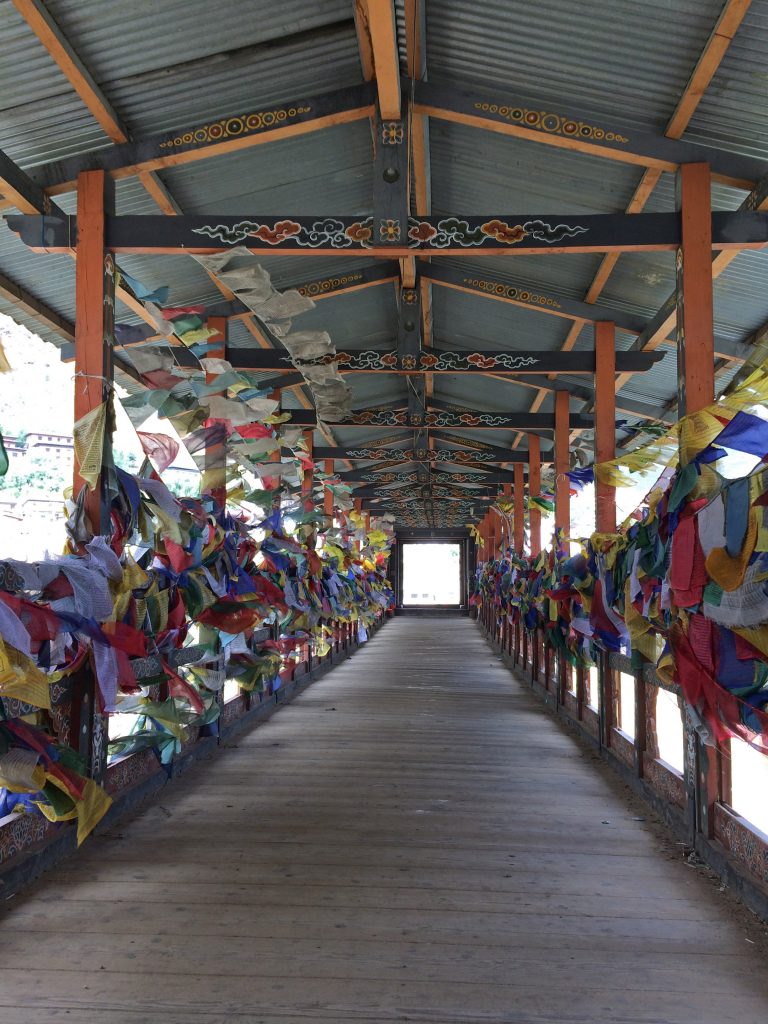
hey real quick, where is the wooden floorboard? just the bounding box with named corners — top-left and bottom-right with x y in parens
top-left (1, 616), bottom-right (766, 1023)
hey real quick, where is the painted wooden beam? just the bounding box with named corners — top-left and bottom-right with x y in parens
top-left (294, 261), bottom-right (400, 299)
top-left (26, 84), bottom-right (376, 194)
top-left (412, 80), bottom-right (764, 190)
top-left (314, 445), bottom-right (544, 464)
top-left (10, 209), bottom-right (768, 257)
top-left (422, 263), bottom-right (647, 333)
top-left (222, 346), bottom-right (664, 374)
top-left (373, 104), bottom-right (410, 249)
top-left (286, 407), bottom-right (594, 429)
top-left (338, 467), bottom-right (523, 484)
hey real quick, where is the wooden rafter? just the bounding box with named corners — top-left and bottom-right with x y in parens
top-left (27, 85), bottom-right (376, 196)
top-left (413, 80), bottom-right (763, 190)
top-left (356, 0), bottom-right (401, 119)
top-left (0, 267), bottom-right (74, 342)
top-left (11, 0), bottom-right (179, 215)
top-left (518, 0), bottom-right (755, 442)
top-left (9, 2), bottom-right (353, 461)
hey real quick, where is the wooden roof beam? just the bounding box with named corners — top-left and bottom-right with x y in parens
top-left (27, 84), bottom-right (376, 195)
top-left (357, 1), bottom-right (401, 119)
top-left (413, 79), bottom-right (763, 189)
top-left (520, 0), bottom-right (754, 441)
top-left (0, 267), bottom-right (74, 342)
top-left (12, 209), bottom-right (768, 256)
top-left (11, 0), bottom-right (179, 215)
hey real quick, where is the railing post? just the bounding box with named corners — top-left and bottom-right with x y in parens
top-left (633, 654), bottom-right (648, 778)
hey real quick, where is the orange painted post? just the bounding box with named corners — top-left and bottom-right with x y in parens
top-left (74, 170), bottom-right (115, 538)
top-left (527, 433), bottom-right (541, 556)
top-left (203, 315), bottom-right (227, 509)
top-left (676, 163), bottom-right (715, 416)
top-left (502, 483), bottom-right (512, 555)
top-left (595, 321), bottom-right (617, 533)
top-left (354, 497), bottom-right (363, 550)
top-left (554, 395), bottom-right (570, 698)
top-left (301, 432), bottom-right (314, 511)
top-left (554, 391), bottom-right (570, 540)
top-left (323, 459), bottom-right (334, 517)
top-left (677, 162), bottom-right (719, 841)
top-left (513, 463), bottom-right (525, 554)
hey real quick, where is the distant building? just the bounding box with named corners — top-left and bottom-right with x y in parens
top-left (1, 431), bottom-right (74, 466)
top-left (25, 432), bottom-right (74, 463)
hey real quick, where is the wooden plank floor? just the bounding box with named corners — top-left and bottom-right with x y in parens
top-left (1, 616), bottom-right (767, 1023)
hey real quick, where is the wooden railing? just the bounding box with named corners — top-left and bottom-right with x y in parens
top-left (475, 595), bottom-right (768, 918)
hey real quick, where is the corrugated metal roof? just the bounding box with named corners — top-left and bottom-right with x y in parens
top-left (424, 0), bottom-right (724, 132)
top-left (44, 0), bottom-right (361, 137)
top-left (684, 0), bottom-right (768, 161)
top-left (433, 285), bottom-right (569, 351)
top-left (434, 374), bottom-right (534, 414)
top-left (158, 121), bottom-right (373, 216)
top-left (0, 3), bottom-right (111, 167)
top-left (430, 120), bottom-right (642, 215)
top-left (1, 0), bottom-right (768, 520)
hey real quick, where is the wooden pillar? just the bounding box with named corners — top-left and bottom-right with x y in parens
top-left (502, 483), bottom-right (512, 554)
top-left (595, 321), bottom-right (617, 533)
top-left (74, 169), bottom-right (115, 538)
top-left (677, 162), bottom-right (718, 842)
top-left (323, 459), bottom-right (334, 517)
top-left (676, 163), bottom-right (715, 416)
top-left (513, 463), bottom-right (525, 554)
top-left (72, 172), bottom-right (116, 783)
top-left (527, 433), bottom-right (541, 556)
top-left (301, 432), bottom-right (314, 512)
top-left (203, 315), bottom-right (227, 508)
top-left (353, 497), bottom-right (363, 553)
top-left (554, 392), bottom-right (570, 539)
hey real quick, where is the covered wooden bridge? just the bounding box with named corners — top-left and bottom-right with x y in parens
top-left (0, 2), bottom-right (767, 1022)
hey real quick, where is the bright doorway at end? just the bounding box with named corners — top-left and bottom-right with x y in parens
top-left (402, 543), bottom-right (461, 606)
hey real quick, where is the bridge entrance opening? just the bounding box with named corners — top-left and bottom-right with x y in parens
top-left (401, 542), bottom-right (461, 607)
